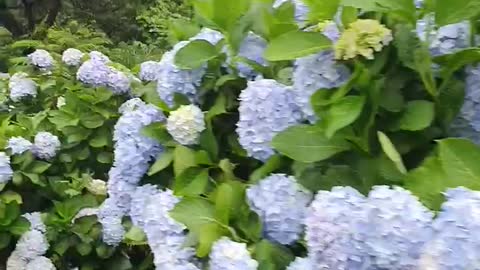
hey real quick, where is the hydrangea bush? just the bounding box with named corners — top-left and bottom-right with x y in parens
top-left (1, 0), bottom-right (480, 269)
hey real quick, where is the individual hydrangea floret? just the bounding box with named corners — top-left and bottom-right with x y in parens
top-left (419, 187), bottom-right (480, 269)
top-left (166, 105), bottom-right (206, 145)
top-left (292, 50), bottom-right (350, 122)
top-left (8, 72), bottom-right (37, 102)
top-left (236, 79), bottom-right (302, 161)
top-left (305, 186), bottom-right (369, 269)
top-left (0, 152), bottom-right (13, 184)
top-left (416, 16), bottom-right (470, 57)
top-left (62, 48), bottom-right (84, 66)
top-left (86, 179), bottom-right (107, 195)
top-left (25, 256), bottom-right (56, 270)
top-left (31, 132), bottom-right (61, 160)
top-left (234, 32), bottom-right (268, 79)
top-left (335, 19), bottom-right (393, 60)
top-left (356, 186), bottom-right (433, 269)
top-left (27, 49), bottom-right (54, 71)
top-left (287, 257), bottom-right (312, 270)
top-left (209, 237), bottom-right (258, 270)
top-left (246, 174), bottom-right (312, 244)
top-left (139, 61), bottom-right (161, 81)
top-left (7, 137), bottom-right (32, 155)
top-left (273, 0), bottom-right (309, 25)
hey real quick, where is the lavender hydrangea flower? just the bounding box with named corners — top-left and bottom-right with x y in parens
top-left (419, 187), bottom-right (480, 269)
top-left (305, 187), bottom-right (369, 269)
top-left (273, 0), bottom-right (309, 25)
top-left (287, 257), bottom-right (312, 270)
top-left (25, 256), bottom-right (56, 270)
top-left (129, 184), bottom-right (159, 228)
top-left (166, 105), bottom-right (205, 145)
top-left (106, 68), bottom-right (131, 94)
top-left (89, 51), bottom-right (110, 63)
top-left (356, 186), bottom-right (433, 269)
top-left (234, 32), bottom-right (268, 79)
top-left (8, 72), bottom-right (37, 102)
top-left (246, 174), bottom-right (312, 244)
top-left (31, 132), bottom-right (61, 160)
top-left (139, 61), bottom-right (161, 81)
top-left (76, 59), bottom-right (111, 87)
top-left (209, 237), bottom-right (258, 270)
top-left (0, 152), bottom-right (13, 184)
top-left (23, 212), bottom-right (46, 233)
top-left (292, 50), bottom-right (350, 122)
top-left (190, 28), bottom-right (224, 44)
top-left (236, 79), bottom-right (302, 161)
top-left (7, 137), bottom-right (32, 155)
top-left (62, 48), bottom-right (84, 66)
top-left (27, 49), bottom-right (54, 71)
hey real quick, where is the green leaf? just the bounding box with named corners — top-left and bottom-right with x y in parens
top-left (377, 131), bottom-right (407, 174)
top-left (272, 125), bottom-right (350, 163)
top-left (89, 129), bottom-right (111, 148)
top-left (147, 150), bottom-right (173, 176)
top-left (214, 182), bottom-right (245, 224)
top-left (175, 40), bottom-right (220, 69)
top-left (199, 126), bottom-right (218, 160)
top-left (438, 138), bottom-right (480, 187)
top-left (0, 233), bottom-right (11, 249)
top-left (435, 48), bottom-right (480, 79)
top-left (414, 46), bottom-right (437, 97)
top-left (254, 240), bottom-right (294, 270)
top-left (97, 152), bottom-right (113, 164)
top-left (0, 191), bottom-right (23, 204)
top-left (435, 0), bottom-right (480, 26)
top-left (341, 0), bottom-right (415, 21)
top-left (264, 30), bottom-right (332, 61)
top-left (174, 168), bottom-right (210, 196)
top-left (206, 93), bottom-right (227, 121)
top-left (323, 96), bottom-right (366, 138)
top-left (303, 0), bottom-right (341, 21)
top-left (249, 155), bottom-right (285, 183)
top-left (394, 24), bottom-right (421, 70)
top-left (124, 226), bottom-right (147, 245)
top-left (27, 161), bottom-right (51, 174)
top-left (80, 113), bottom-right (105, 129)
top-left (141, 123), bottom-right (173, 144)
top-left (76, 242), bottom-right (92, 256)
top-left (9, 217), bottom-right (30, 235)
top-left (173, 145), bottom-right (197, 176)
top-left (398, 100), bottom-right (435, 131)
top-left (197, 223), bottom-right (227, 257)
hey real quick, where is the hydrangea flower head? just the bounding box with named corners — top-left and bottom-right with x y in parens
top-left (273, 0), bottom-right (309, 25)
top-left (76, 59), bottom-right (110, 87)
top-left (234, 32), bottom-right (268, 79)
top-left (236, 79), bottom-right (302, 161)
top-left (139, 61), bottom-right (161, 81)
top-left (89, 51), bottom-right (110, 63)
top-left (6, 250), bottom-right (28, 270)
top-left (8, 72), bottom-right (37, 102)
top-left (166, 104), bottom-right (205, 145)
top-left (62, 48), bottom-right (84, 66)
top-left (246, 174), bottom-right (312, 244)
top-left (31, 132), bottom-right (60, 160)
top-left (305, 186), bottom-right (369, 269)
top-left (23, 212), bottom-right (46, 233)
top-left (27, 49), bottom-right (54, 70)
top-left (287, 257), bottom-right (312, 270)
top-left (25, 256), bottom-right (56, 270)
top-left (419, 187), bottom-right (480, 269)
top-left (335, 19), bottom-right (393, 60)
top-left (0, 152), bottom-right (13, 184)
top-left (56, 96), bottom-right (66, 108)
top-left (7, 137), bottom-right (32, 155)
top-left (106, 68), bottom-right (131, 94)
top-left (129, 184), bottom-right (159, 228)
top-left (356, 186), bottom-right (433, 269)
top-left (190, 28), bottom-right (224, 44)
top-left (209, 237), bottom-right (258, 270)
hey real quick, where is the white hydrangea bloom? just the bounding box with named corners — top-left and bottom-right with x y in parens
top-left (6, 250), bottom-right (28, 270)
top-left (167, 105), bottom-right (206, 145)
top-left (87, 179), bottom-right (107, 195)
top-left (62, 48), bottom-right (84, 66)
top-left (31, 132), bottom-right (61, 160)
top-left (56, 96), bottom-right (66, 108)
top-left (25, 256), bottom-right (56, 270)
top-left (27, 49), bottom-right (54, 71)
top-left (139, 61), bottom-right (161, 81)
top-left (209, 237), bottom-right (258, 270)
top-left (8, 72), bottom-right (37, 102)
top-left (0, 152), bottom-right (13, 184)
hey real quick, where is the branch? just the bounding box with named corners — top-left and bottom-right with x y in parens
top-left (45, 0), bottom-right (61, 27)
top-left (21, 0), bottom-right (35, 32)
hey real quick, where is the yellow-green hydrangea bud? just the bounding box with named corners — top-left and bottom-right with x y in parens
top-left (335, 19), bottom-right (393, 60)
top-left (87, 179), bottom-right (107, 195)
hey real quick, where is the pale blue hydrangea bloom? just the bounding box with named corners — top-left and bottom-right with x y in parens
top-left (25, 256), bottom-right (56, 270)
top-left (76, 59), bottom-right (111, 87)
top-left (166, 105), bottom-right (205, 145)
top-left (23, 212), bottom-right (46, 233)
top-left (292, 50), bottom-right (350, 122)
top-left (287, 257), bottom-right (312, 270)
top-left (416, 16), bottom-right (470, 57)
top-left (236, 79), bottom-right (302, 161)
top-left (139, 61), bottom-right (161, 81)
top-left (419, 187), bottom-right (480, 270)
top-left (99, 100), bottom-right (165, 246)
top-left (156, 28), bottom-right (223, 108)
top-left (235, 32), bottom-right (268, 79)
top-left (209, 237), bottom-right (258, 270)
top-left (321, 21), bottom-right (341, 42)
top-left (7, 137), bottom-right (32, 155)
top-left (355, 186), bottom-right (433, 270)
top-left (0, 152), bottom-right (13, 184)
top-left (28, 49), bottom-right (54, 71)
top-left (89, 51), bottom-right (110, 63)
top-left (305, 186), bottom-right (369, 269)
top-left (246, 174), bottom-right (312, 244)
top-left (62, 48), bottom-right (84, 66)
top-left (106, 68), bottom-right (131, 94)
top-left (7, 251), bottom-right (28, 270)
top-left (273, 0), bottom-right (309, 25)
top-left (8, 72), bottom-right (37, 102)
top-left (129, 184), bottom-right (159, 228)
top-left (31, 132), bottom-right (61, 160)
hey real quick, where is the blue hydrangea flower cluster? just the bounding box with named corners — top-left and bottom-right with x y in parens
top-left (31, 132), bottom-right (61, 160)
top-left (27, 49), bottom-right (54, 71)
top-left (156, 28), bottom-right (223, 108)
top-left (292, 50), bottom-right (351, 122)
top-left (209, 237), bottom-right (258, 270)
top-left (236, 79), bottom-right (302, 161)
top-left (286, 257), bottom-right (312, 270)
top-left (105, 68), bottom-right (131, 94)
top-left (246, 174), bottom-right (312, 245)
top-left (129, 184), bottom-right (160, 228)
top-left (418, 187), bottom-right (480, 269)
top-left (166, 104), bottom-right (205, 145)
top-left (355, 186), bottom-right (434, 269)
top-left (89, 51), bottom-right (110, 63)
top-left (273, 0), bottom-right (309, 25)
top-left (98, 99), bottom-right (165, 246)
top-left (25, 256), bottom-right (56, 270)
top-left (0, 152), bottom-right (13, 184)
top-left (234, 32), bottom-right (268, 79)
top-left (8, 72), bottom-right (37, 102)
top-left (62, 48), bottom-right (84, 66)
top-left (139, 61), bottom-right (161, 81)
top-left (305, 186), bottom-right (369, 269)
top-left (7, 212), bottom-right (53, 270)
top-left (7, 137), bottom-right (33, 155)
